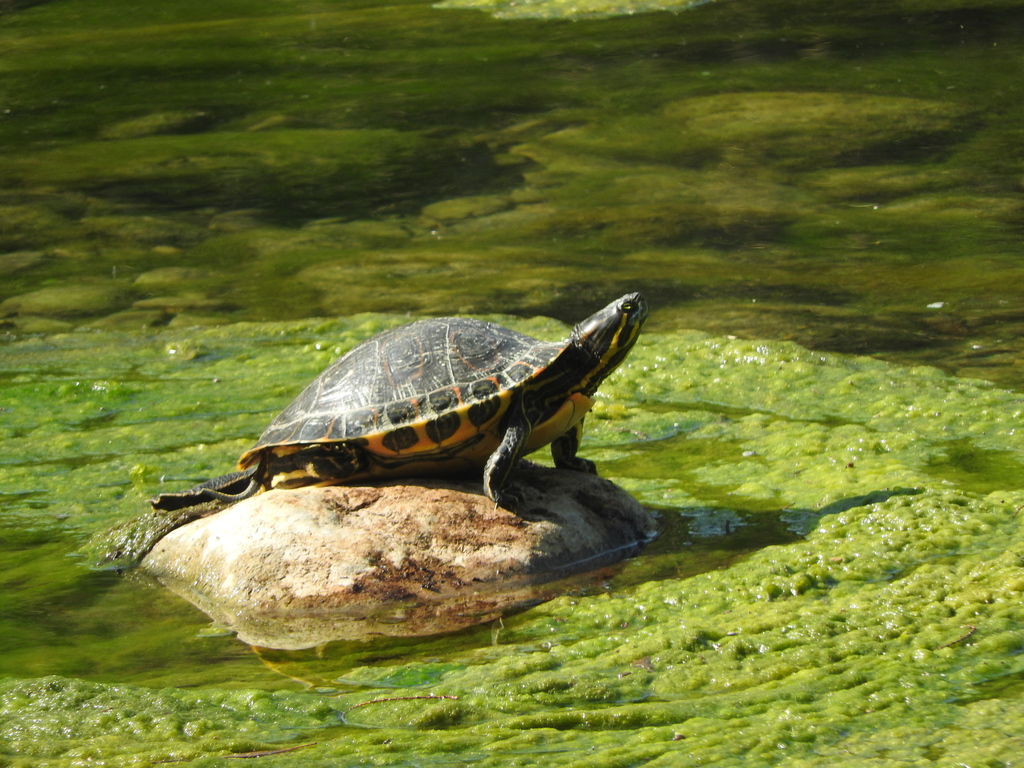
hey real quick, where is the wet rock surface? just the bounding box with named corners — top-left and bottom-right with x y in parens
top-left (141, 466), bottom-right (655, 649)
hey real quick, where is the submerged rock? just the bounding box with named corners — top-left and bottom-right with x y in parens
top-left (420, 193), bottom-right (513, 223)
top-left (0, 250), bottom-right (47, 276)
top-left (0, 281), bottom-right (132, 318)
top-left (141, 466), bottom-right (655, 649)
top-left (300, 218), bottom-right (413, 248)
top-left (81, 214), bottom-right (205, 247)
top-left (99, 110), bottom-right (211, 140)
top-left (133, 266), bottom-right (225, 290)
top-left (1, 315), bottom-right (75, 334)
top-left (0, 203), bottom-right (79, 251)
top-left (86, 309), bottom-right (171, 330)
top-left (132, 293), bottom-right (231, 313)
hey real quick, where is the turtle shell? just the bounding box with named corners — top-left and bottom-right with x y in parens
top-left (237, 318), bottom-right (565, 481)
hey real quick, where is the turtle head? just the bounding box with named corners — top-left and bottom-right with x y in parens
top-left (570, 292), bottom-right (648, 395)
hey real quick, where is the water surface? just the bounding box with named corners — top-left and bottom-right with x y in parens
top-left (2, 0), bottom-right (1024, 763)
top-left (2, 0), bottom-right (1023, 383)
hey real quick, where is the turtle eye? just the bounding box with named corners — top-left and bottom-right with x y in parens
top-left (621, 299), bottom-right (639, 313)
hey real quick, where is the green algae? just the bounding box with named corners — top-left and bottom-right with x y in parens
top-left (0, 676), bottom-right (344, 765)
top-left (4, 313), bottom-right (1024, 764)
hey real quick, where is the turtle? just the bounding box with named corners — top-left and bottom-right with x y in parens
top-left (150, 292), bottom-right (648, 513)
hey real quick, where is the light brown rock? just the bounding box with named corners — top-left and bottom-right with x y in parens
top-left (142, 466), bottom-right (654, 649)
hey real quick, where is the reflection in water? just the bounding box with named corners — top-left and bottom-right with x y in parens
top-left (163, 565), bottom-right (631, 651)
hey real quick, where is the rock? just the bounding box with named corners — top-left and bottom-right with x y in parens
top-left (99, 110), bottom-right (211, 140)
top-left (166, 313), bottom-right (232, 329)
top-left (0, 204), bottom-right (79, 251)
top-left (804, 165), bottom-right (963, 202)
top-left (134, 266), bottom-right (224, 290)
top-left (141, 466), bottom-right (655, 649)
top-left (245, 115), bottom-right (298, 132)
top-left (80, 214), bottom-right (204, 247)
top-left (660, 92), bottom-right (972, 169)
top-left (150, 245), bottom-right (183, 256)
top-left (300, 218), bottom-right (412, 248)
top-left (524, 92), bottom-right (971, 173)
top-left (0, 282), bottom-right (131, 318)
top-left (2, 315), bottom-right (75, 334)
top-left (294, 246), bottom-right (573, 317)
top-left (420, 194), bottom-right (512, 223)
top-left (86, 309), bottom-right (171, 330)
top-left (132, 293), bottom-right (231, 312)
top-left (0, 250), bottom-right (47, 276)
top-left (207, 210), bottom-right (265, 232)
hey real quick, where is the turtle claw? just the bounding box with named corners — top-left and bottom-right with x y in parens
top-left (492, 486), bottom-right (526, 513)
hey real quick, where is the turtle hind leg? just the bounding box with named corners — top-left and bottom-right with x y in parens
top-left (551, 420), bottom-right (597, 475)
top-left (149, 466), bottom-right (260, 511)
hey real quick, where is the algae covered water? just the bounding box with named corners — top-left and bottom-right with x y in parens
top-left (3, 0), bottom-right (1024, 764)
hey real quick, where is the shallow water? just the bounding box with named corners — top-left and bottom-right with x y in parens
top-left (3, 0), bottom-right (1024, 764)
top-left (2, 0), bottom-right (1023, 383)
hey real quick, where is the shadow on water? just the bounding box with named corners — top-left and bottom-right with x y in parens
top-left (611, 487), bottom-right (924, 592)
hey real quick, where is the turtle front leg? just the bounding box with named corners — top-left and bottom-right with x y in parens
top-left (484, 394), bottom-right (531, 511)
top-left (551, 418), bottom-right (597, 475)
